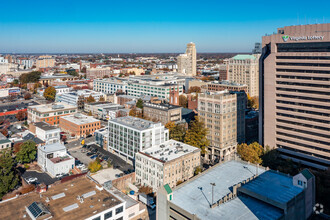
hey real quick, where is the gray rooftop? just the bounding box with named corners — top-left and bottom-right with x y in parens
top-left (34, 122), bottom-right (59, 131)
top-left (109, 116), bottom-right (162, 131)
top-left (170, 160), bottom-right (285, 220)
top-left (61, 113), bottom-right (100, 125)
top-left (38, 142), bottom-right (66, 153)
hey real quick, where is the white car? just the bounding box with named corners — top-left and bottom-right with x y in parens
top-left (26, 177), bottom-right (37, 184)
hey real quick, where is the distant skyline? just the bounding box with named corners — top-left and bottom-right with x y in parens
top-left (0, 0), bottom-right (329, 53)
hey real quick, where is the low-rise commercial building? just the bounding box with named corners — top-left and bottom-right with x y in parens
top-left (0, 133), bottom-right (11, 151)
top-left (108, 116), bottom-right (169, 160)
top-left (29, 121), bottom-right (61, 145)
top-left (37, 143), bottom-right (74, 177)
top-left (87, 66), bottom-right (112, 79)
top-left (143, 103), bottom-right (182, 125)
top-left (84, 102), bottom-right (124, 120)
top-left (157, 160), bottom-right (315, 220)
top-left (36, 55), bottom-right (55, 70)
top-left (0, 177), bottom-right (133, 220)
top-left (135, 140), bottom-right (201, 191)
top-left (59, 113), bottom-right (101, 138)
top-left (0, 87), bottom-right (20, 98)
top-left (27, 103), bottom-right (78, 125)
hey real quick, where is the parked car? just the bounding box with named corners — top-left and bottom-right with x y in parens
top-left (55, 173), bottom-right (63, 178)
top-left (90, 155), bottom-right (97, 159)
top-left (87, 152), bottom-right (93, 156)
top-left (139, 193), bottom-right (156, 210)
top-left (25, 177), bottom-right (37, 184)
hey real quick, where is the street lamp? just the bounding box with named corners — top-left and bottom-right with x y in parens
top-left (210, 183), bottom-right (216, 205)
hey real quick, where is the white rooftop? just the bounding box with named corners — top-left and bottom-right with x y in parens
top-left (28, 103), bottom-right (77, 113)
top-left (61, 113), bottom-right (100, 125)
top-left (141, 140), bottom-right (199, 162)
top-left (38, 142), bottom-right (66, 153)
top-left (110, 116), bottom-right (163, 131)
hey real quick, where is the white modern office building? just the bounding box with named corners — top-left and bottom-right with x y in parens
top-left (57, 89), bottom-right (105, 106)
top-left (93, 78), bottom-right (128, 94)
top-left (108, 116), bottom-right (169, 160)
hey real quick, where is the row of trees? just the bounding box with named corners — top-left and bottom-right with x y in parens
top-left (0, 140), bottom-right (37, 200)
top-left (165, 116), bottom-right (209, 154)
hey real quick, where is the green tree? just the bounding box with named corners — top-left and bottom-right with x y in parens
top-left (247, 94), bottom-right (259, 109)
top-left (194, 166), bottom-right (202, 175)
top-left (179, 95), bottom-right (188, 108)
top-left (165, 121), bottom-right (185, 142)
top-left (188, 86), bottom-right (201, 93)
top-left (184, 116), bottom-right (209, 154)
top-left (19, 71), bottom-right (41, 84)
top-left (66, 68), bottom-right (78, 76)
top-left (15, 141), bottom-right (37, 164)
top-left (88, 111), bottom-right (93, 116)
top-left (0, 150), bottom-right (20, 200)
top-left (136, 99), bottom-right (143, 109)
top-left (43, 86), bottom-right (56, 101)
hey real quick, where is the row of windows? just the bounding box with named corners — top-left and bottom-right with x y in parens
top-left (276, 138), bottom-right (330, 155)
top-left (276, 118), bottom-right (329, 131)
top-left (276, 75), bottom-right (329, 82)
top-left (276, 100), bottom-right (330, 110)
top-left (276, 56), bottom-right (330, 60)
top-left (277, 42), bottom-right (330, 53)
top-left (276, 68), bottom-right (330, 74)
top-left (276, 106), bottom-right (330, 117)
top-left (276, 87), bottom-right (330, 96)
top-left (276, 124), bottom-right (330, 139)
top-left (276, 93), bottom-right (330, 103)
top-left (276, 131), bottom-right (330, 147)
top-left (276, 81), bottom-right (330, 88)
top-left (276, 62), bottom-right (330, 67)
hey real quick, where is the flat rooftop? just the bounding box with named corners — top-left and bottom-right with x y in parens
top-left (144, 103), bottom-right (181, 111)
top-left (50, 155), bottom-right (73, 164)
top-left (240, 170), bottom-right (303, 204)
top-left (61, 114), bottom-right (100, 125)
top-left (34, 121), bottom-right (59, 131)
top-left (0, 177), bottom-right (122, 220)
top-left (38, 143), bottom-right (66, 153)
top-left (170, 160), bottom-right (284, 220)
top-left (110, 116), bottom-right (162, 131)
top-left (28, 103), bottom-right (77, 113)
top-left (141, 140), bottom-right (199, 162)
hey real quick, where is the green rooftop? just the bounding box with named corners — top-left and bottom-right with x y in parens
top-left (164, 184), bottom-right (172, 194)
top-left (232, 54), bottom-right (256, 60)
top-left (301, 169), bottom-right (314, 180)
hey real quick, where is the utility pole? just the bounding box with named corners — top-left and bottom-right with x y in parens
top-left (210, 183), bottom-right (216, 205)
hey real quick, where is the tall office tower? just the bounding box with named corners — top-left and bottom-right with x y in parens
top-left (259, 24), bottom-right (330, 170)
top-left (252, 42), bottom-right (262, 54)
top-left (177, 42), bottom-right (197, 76)
top-left (36, 55), bottom-right (55, 70)
top-left (198, 91), bottom-right (237, 163)
top-left (228, 54), bottom-right (260, 97)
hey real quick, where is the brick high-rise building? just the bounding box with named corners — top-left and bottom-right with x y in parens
top-left (259, 23), bottom-right (330, 170)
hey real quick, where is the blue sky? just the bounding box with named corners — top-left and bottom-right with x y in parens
top-left (0, 0), bottom-right (329, 53)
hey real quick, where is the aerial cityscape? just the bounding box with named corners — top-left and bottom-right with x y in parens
top-left (0, 1), bottom-right (329, 220)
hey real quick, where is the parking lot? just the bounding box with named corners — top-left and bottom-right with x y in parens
top-left (68, 143), bottom-right (134, 173)
top-left (22, 171), bottom-right (58, 185)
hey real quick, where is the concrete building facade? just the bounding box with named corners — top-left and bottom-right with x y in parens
top-left (93, 78), bottom-right (128, 94)
top-left (135, 140), bottom-right (201, 191)
top-left (228, 54), bottom-right (260, 97)
top-left (259, 24), bottom-right (330, 170)
top-left (177, 42), bottom-right (197, 76)
top-left (29, 122), bottom-right (61, 145)
top-left (143, 103), bottom-right (182, 125)
top-left (198, 91), bottom-right (237, 162)
top-left (36, 55), bottom-right (55, 70)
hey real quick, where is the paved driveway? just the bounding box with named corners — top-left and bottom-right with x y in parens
top-left (22, 171), bottom-right (58, 185)
top-left (68, 148), bottom-right (93, 166)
